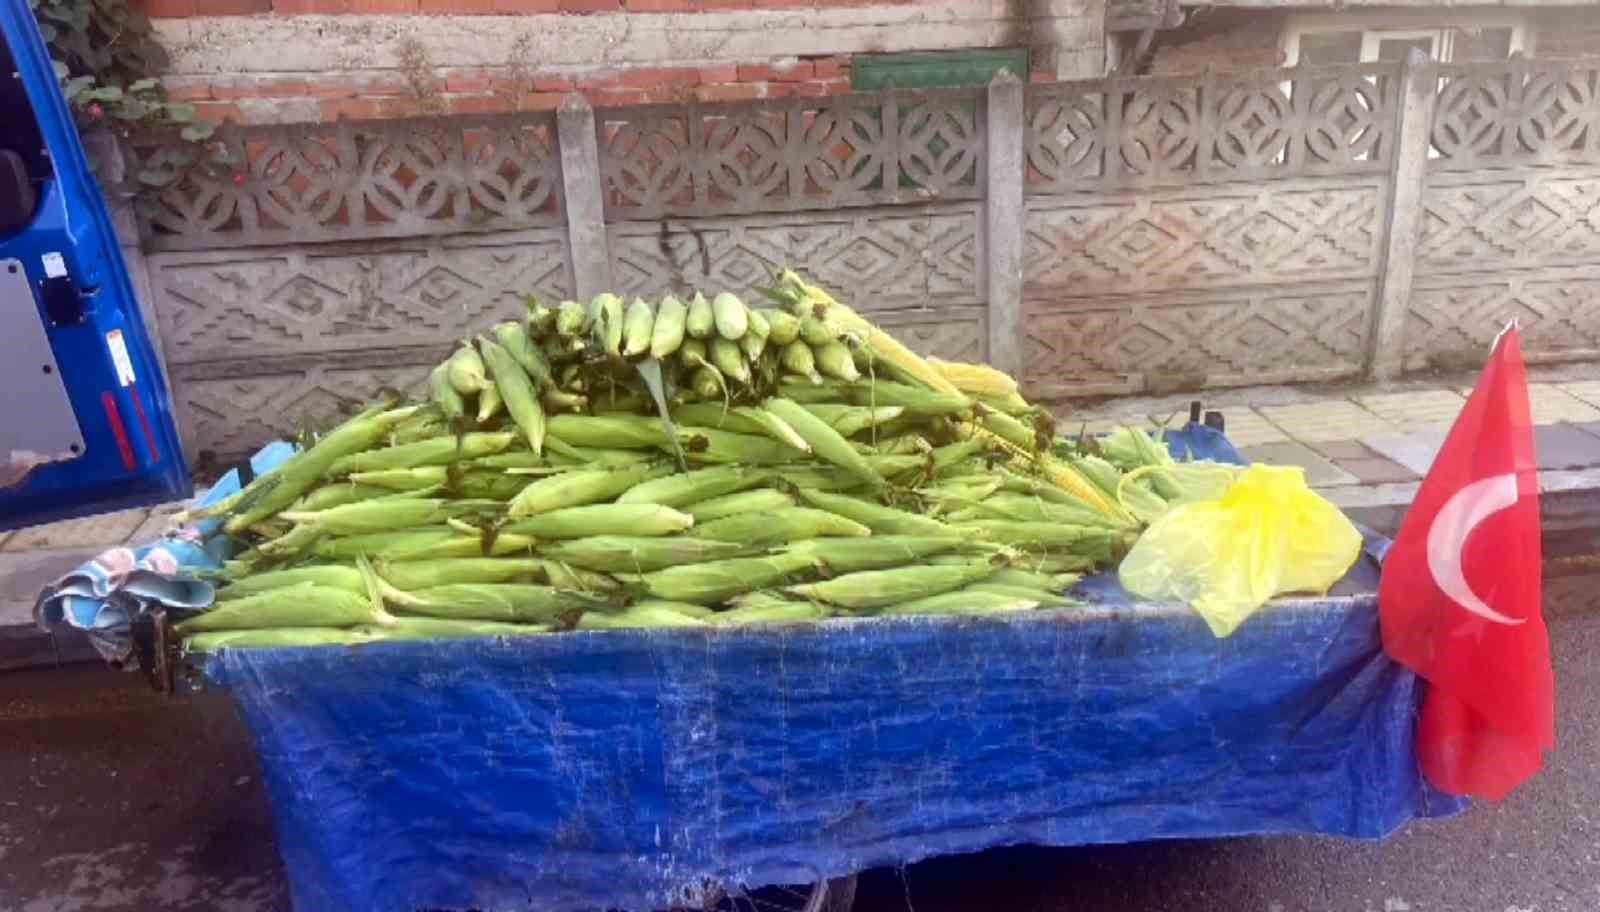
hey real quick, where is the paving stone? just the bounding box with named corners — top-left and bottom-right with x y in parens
top-left (1356, 390), bottom-right (1465, 431)
top-left (1528, 383), bottom-right (1600, 425)
top-left (1308, 439), bottom-right (1377, 461)
top-left (0, 547), bottom-right (104, 627)
top-left (1332, 456), bottom-right (1422, 485)
top-left (1558, 380), bottom-right (1600, 409)
top-left (1361, 428), bottom-right (1450, 476)
top-left (1257, 401), bottom-right (1398, 443)
top-left (1238, 442), bottom-right (1357, 487)
top-left (1535, 423), bottom-right (1600, 471)
top-left (1575, 421), bottom-right (1600, 442)
top-left (1, 508), bottom-right (149, 553)
top-left (1212, 409), bottom-right (1289, 446)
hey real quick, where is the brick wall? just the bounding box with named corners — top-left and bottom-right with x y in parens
top-left (1529, 8), bottom-right (1600, 59)
top-left (1147, 11), bottom-right (1284, 75)
top-left (141, 0), bottom-right (1106, 125)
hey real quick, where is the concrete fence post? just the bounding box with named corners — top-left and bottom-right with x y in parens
top-left (984, 70), bottom-right (1027, 380)
top-left (557, 94), bottom-right (614, 300)
top-left (1370, 49), bottom-right (1438, 381)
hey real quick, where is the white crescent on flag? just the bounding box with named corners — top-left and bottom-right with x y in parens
top-left (1425, 472), bottom-right (1526, 627)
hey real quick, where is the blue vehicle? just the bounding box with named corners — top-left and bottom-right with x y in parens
top-left (0, 0), bottom-right (189, 530)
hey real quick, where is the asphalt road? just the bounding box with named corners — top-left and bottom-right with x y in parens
top-left (3, 616), bottom-right (1596, 912)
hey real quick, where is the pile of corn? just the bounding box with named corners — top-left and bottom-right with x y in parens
top-left (178, 270), bottom-right (1149, 652)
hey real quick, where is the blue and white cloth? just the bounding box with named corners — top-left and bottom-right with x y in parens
top-left (32, 441), bottom-right (298, 666)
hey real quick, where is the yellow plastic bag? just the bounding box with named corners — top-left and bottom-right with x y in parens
top-left (1118, 464), bottom-right (1363, 638)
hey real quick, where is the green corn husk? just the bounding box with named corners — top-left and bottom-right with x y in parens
top-left (279, 498), bottom-right (453, 536)
top-left (795, 488), bottom-right (951, 536)
top-left (184, 627), bottom-right (369, 652)
top-left (224, 404), bottom-right (418, 534)
top-left (763, 398), bottom-right (884, 487)
top-left (710, 598), bottom-right (830, 626)
top-left (972, 492), bottom-right (1133, 530)
top-left (676, 427), bottom-right (793, 465)
top-left (987, 568), bottom-right (1078, 592)
top-left (635, 600), bottom-right (717, 619)
top-left (978, 408), bottom-right (1041, 452)
top-left (786, 559), bottom-right (998, 610)
top-left (453, 470), bottom-right (534, 501)
top-left (651, 294), bottom-right (688, 359)
top-left (479, 336), bottom-right (547, 455)
top-left (876, 434), bottom-right (933, 456)
top-left (429, 364), bottom-right (466, 422)
top-left (688, 366), bottom-right (724, 401)
top-left (669, 403), bottom-right (765, 435)
top-left (328, 432), bottom-right (516, 476)
top-left (622, 297), bottom-right (655, 357)
top-left (761, 309), bottom-right (800, 346)
top-left (804, 404), bottom-right (904, 438)
top-left (863, 453), bottom-right (928, 480)
top-left (709, 338), bottom-right (751, 385)
top-left (507, 462), bottom-right (663, 518)
top-left (492, 320), bottom-right (553, 388)
top-left (634, 553), bottom-right (815, 605)
top-left (447, 346), bottom-right (489, 395)
top-left (779, 342), bottom-right (824, 385)
top-left (290, 483), bottom-right (393, 513)
top-left (578, 604), bottom-right (710, 630)
top-left (879, 590), bottom-right (1040, 617)
top-left (691, 507), bottom-right (871, 545)
top-left (799, 315), bottom-right (833, 346)
top-left (956, 520), bottom-right (1128, 556)
top-left (592, 293), bottom-right (625, 358)
top-left (769, 464), bottom-right (872, 492)
top-left (476, 382), bottom-right (504, 422)
top-left (847, 380), bottom-right (970, 417)
top-left (617, 465), bottom-right (769, 508)
top-left (312, 529), bottom-right (536, 561)
top-left (741, 308), bottom-right (770, 361)
top-left (687, 488), bottom-right (795, 522)
top-left (252, 523), bottom-right (324, 561)
top-left (964, 582), bottom-right (1073, 605)
top-left (556, 299), bottom-right (590, 336)
top-left (783, 535), bottom-right (967, 574)
top-left (537, 536), bottom-right (745, 573)
top-left (177, 583), bottom-right (395, 633)
top-left (538, 561), bottom-right (624, 593)
top-left (377, 558), bottom-right (548, 591)
top-left (216, 565), bottom-right (366, 601)
top-left (361, 616), bottom-right (550, 641)
top-left (813, 341), bottom-right (859, 382)
top-left (501, 503), bottom-right (695, 539)
top-left (348, 466), bottom-right (451, 491)
top-left (685, 291), bottom-right (715, 339)
top-left (711, 291), bottom-right (749, 341)
top-left (396, 583), bottom-right (610, 623)
top-left (773, 382), bottom-right (839, 404)
top-left (547, 414), bottom-right (670, 449)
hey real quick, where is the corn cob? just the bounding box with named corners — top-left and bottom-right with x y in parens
top-left (446, 346), bottom-right (489, 395)
top-left (476, 382), bottom-right (504, 422)
top-left (689, 367), bottom-right (723, 400)
top-left (501, 503), bottom-right (695, 538)
top-left (711, 291), bottom-right (749, 341)
top-left (537, 561), bottom-right (624, 593)
top-left (537, 536), bottom-right (745, 573)
top-left (177, 582), bottom-right (395, 633)
top-left (547, 414), bottom-right (670, 449)
top-left (783, 535), bottom-right (967, 574)
top-left (813, 341), bottom-right (860, 382)
top-left (395, 584), bottom-right (609, 624)
top-left (616, 465), bottom-right (769, 508)
top-left (780, 340), bottom-right (824, 385)
top-left (710, 338), bottom-right (751, 384)
top-left (741, 308), bottom-right (770, 361)
top-left (290, 483), bottom-right (392, 513)
top-left (216, 565), bottom-right (366, 601)
top-left (927, 357), bottom-right (1019, 398)
top-left (686, 291), bottom-right (715, 339)
top-left (507, 462), bottom-right (662, 518)
top-left (799, 315), bottom-right (833, 346)
top-left (429, 363), bottom-right (466, 422)
top-left (670, 403), bottom-right (765, 435)
top-left (312, 529), bottom-right (535, 561)
top-left (479, 336), bottom-right (547, 455)
top-left (329, 432), bottom-right (516, 476)
top-left (710, 598), bottom-right (830, 626)
top-left (686, 488), bottom-right (795, 522)
top-left (691, 507), bottom-right (871, 545)
top-left (376, 558), bottom-right (548, 590)
top-left (956, 520), bottom-right (1127, 554)
top-left (761, 309), bottom-right (800, 345)
top-left (280, 498), bottom-right (453, 536)
top-left (634, 552), bottom-right (814, 604)
top-left (764, 398), bottom-right (884, 487)
top-left (802, 404), bottom-right (904, 438)
top-left (650, 294), bottom-right (688, 359)
top-left (795, 489), bottom-right (951, 536)
top-left (184, 627), bottom-right (369, 652)
top-left (879, 591), bottom-right (1039, 617)
top-left (787, 558), bottom-right (998, 610)
top-left (847, 380), bottom-right (969, 417)
top-left (578, 604), bottom-right (709, 630)
top-left (556, 299), bottom-right (590, 336)
top-left (622, 297), bottom-right (655, 358)
top-left (676, 426), bottom-right (793, 465)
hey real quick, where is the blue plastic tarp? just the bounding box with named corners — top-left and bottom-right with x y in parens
top-left (193, 423), bottom-right (1466, 911)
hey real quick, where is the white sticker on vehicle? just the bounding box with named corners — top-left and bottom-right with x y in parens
top-left (106, 329), bottom-right (136, 387)
top-left (42, 252), bottom-right (66, 278)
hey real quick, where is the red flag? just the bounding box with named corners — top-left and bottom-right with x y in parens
top-left (1378, 325), bottom-right (1554, 801)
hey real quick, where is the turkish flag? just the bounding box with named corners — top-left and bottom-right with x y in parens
top-left (1379, 325), bottom-right (1554, 801)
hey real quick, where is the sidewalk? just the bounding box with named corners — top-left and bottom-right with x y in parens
top-left (3, 367), bottom-right (1599, 665)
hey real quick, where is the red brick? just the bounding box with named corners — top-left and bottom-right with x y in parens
top-left (772, 80), bottom-right (837, 99)
top-left (809, 77), bottom-right (848, 94)
top-left (193, 101), bottom-right (243, 123)
top-left (580, 66), bottom-right (700, 91)
top-left (493, 0), bottom-right (561, 9)
top-left (349, 0), bottom-right (418, 10)
top-left (809, 56), bottom-right (848, 80)
top-left (419, 0), bottom-right (490, 10)
top-left (560, 0), bottom-right (620, 10)
top-left (143, 0), bottom-right (196, 16)
top-left (198, 0), bottom-right (272, 14)
top-left (273, 0), bottom-right (349, 12)
top-left (1030, 70), bottom-right (1054, 84)
top-left (161, 80), bottom-right (213, 102)
top-left (697, 63), bottom-right (739, 84)
top-left (319, 97), bottom-right (384, 120)
top-left (210, 77), bottom-right (308, 99)
top-left (696, 82), bottom-right (764, 102)
top-left (447, 93), bottom-right (509, 114)
top-left (304, 79), bottom-right (357, 98)
top-left (519, 92), bottom-right (566, 111)
top-left (531, 75), bottom-right (576, 92)
top-left (737, 60), bottom-right (813, 83)
top-left (587, 88), bottom-right (651, 106)
top-left (445, 69), bottom-right (494, 92)
top-left (625, 0), bottom-right (698, 9)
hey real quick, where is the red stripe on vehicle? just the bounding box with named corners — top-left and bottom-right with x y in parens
top-left (128, 383), bottom-right (161, 464)
top-left (101, 391), bottom-right (136, 470)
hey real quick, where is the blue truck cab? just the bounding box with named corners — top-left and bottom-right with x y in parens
top-left (0, 0), bottom-right (189, 530)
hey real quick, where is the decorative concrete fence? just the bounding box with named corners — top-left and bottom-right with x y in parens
top-left (131, 55), bottom-right (1600, 461)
